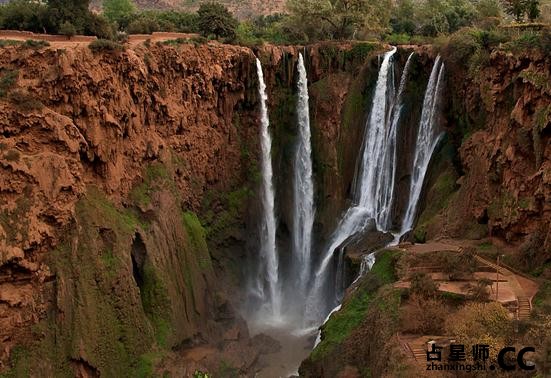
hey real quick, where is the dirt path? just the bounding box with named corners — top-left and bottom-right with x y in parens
top-left (0, 30), bottom-right (201, 49)
top-left (394, 239), bottom-right (539, 317)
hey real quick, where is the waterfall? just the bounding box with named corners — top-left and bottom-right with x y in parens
top-left (255, 58), bottom-right (281, 319)
top-left (352, 252), bottom-right (377, 285)
top-left (291, 54), bottom-right (315, 298)
top-left (306, 47), bottom-right (403, 322)
top-left (401, 56), bottom-right (446, 234)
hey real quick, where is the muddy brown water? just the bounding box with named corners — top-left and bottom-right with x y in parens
top-left (252, 325), bottom-right (317, 377)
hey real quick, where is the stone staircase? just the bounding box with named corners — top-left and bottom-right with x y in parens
top-left (410, 344), bottom-right (427, 363)
top-left (518, 297), bottom-right (532, 320)
top-left (475, 255), bottom-right (533, 321)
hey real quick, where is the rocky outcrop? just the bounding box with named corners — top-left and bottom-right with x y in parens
top-left (415, 48), bottom-right (551, 273)
top-left (0, 42), bottom-right (261, 374)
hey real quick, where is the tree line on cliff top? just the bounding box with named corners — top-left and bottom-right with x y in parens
top-left (0, 0), bottom-right (546, 43)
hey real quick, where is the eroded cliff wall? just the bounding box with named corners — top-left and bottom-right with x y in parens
top-left (0, 40), bottom-right (387, 375)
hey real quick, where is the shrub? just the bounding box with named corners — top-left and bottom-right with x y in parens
top-left (84, 13), bottom-right (114, 40)
top-left (442, 28), bottom-right (481, 65)
top-left (59, 21), bottom-right (76, 38)
top-left (8, 89), bottom-right (44, 111)
top-left (401, 295), bottom-right (448, 334)
top-left (126, 17), bottom-right (159, 34)
top-left (0, 69), bottom-right (18, 97)
top-left (88, 39), bottom-right (124, 53)
top-left (0, 40), bottom-right (22, 48)
top-left (410, 272), bottom-right (439, 298)
top-left (385, 33), bottom-right (411, 44)
top-left (4, 149), bottom-right (20, 161)
top-left (446, 302), bottom-right (513, 365)
top-left (22, 39), bottom-right (50, 49)
top-left (161, 38), bottom-right (191, 46)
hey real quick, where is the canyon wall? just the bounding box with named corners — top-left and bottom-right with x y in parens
top-left (0, 40), bottom-right (386, 375)
top-left (0, 38), bottom-right (548, 376)
top-left (414, 48), bottom-right (551, 272)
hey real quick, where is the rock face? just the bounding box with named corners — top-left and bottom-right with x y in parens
top-left (0, 42), bottom-right (261, 374)
top-left (414, 48), bottom-right (551, 271)
top-left (0, 41), bottom-right (388, 375)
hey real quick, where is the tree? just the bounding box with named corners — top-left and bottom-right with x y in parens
top-left (103, 0), bottom-right (135, 24)
top-left (390, 0), bottom-right (416, 35)
top-left (47, 0), bottom-right (92, 32)
top-left (287, 0), bottom-right (389, 40)
top-left (501, 0), bottom-right (526, 21)
top-left (197, 2), bottom-right (238, 39)
top-left (525, 0), bottom-right (540, 21)
top-left (59, 20), bottom-right (76, 38)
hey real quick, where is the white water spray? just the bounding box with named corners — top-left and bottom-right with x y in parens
top-left (255, 58), bottom-right (281, 319)
top-left (306, 47), bottom-right (403, 322)
top-left (291, 53), bottom-right (315, 298)
top-left (401, 56), bottom-right (446, 234)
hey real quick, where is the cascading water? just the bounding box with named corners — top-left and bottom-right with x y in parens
top-left (291, 53), bottom-right (315, 300)
top-left (401, 56), bottom-right (446, 234)
top-left (306, 47), bottom-right (404, 322)
top-left (254, 58), bottom-right (282, 319)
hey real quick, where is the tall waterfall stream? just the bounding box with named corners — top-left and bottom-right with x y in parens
top-left (248, 49), bottom-right (445, 376)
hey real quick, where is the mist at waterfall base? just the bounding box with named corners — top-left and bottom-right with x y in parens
top-left (247, 54), bottom-right (319, 330)
top-left (245, 50), bottom-right (445, 374)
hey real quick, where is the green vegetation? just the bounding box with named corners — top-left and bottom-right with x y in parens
top-left (140, 262), bottom-right (172, 347)
top-left (311, 250), bottom-right (399, 361)
top-left (8, 89), bottom-right (44, 111)
top-left (59, 20), bottom-right (77, 38)
top-left (413, 165), bottom-right (459, 243)
top-left (89, 38), bottom-right (124, 52)
top-left (0, 0), bottom-right (547, 47)
top-left (197, 2), bottom-right (238, 40)
top-left (22, 39), bottom-right (50, 49)
top-left (0, 69), bottom-right (18, 97)
top-left (130, 163), bottom-right (172, 207)
top-left (0, 40), bottom-right (22, 48)
top-left (0, 0), bottom-right (114, 38)
top-left (103, 0), bottom-right (135, 24)
top-left (182, 211), bottom-right (212, 270)
top-left (124, 10), bottom-right (198, 34)
top-left (202, 187), bottom-right (251, 243)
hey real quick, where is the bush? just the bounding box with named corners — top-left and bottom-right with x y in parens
top-left (59, 21), bottom-right (76, 38)
top-left (84, 13), bottom-right (114, 40)
top-left (401, 295), bottom-right (448, 334)
top-left (442, 28), bottom-right (481, 64)
top-left (503, 30), bottom-right (544, 52)
top-left (0, 40), bottom-right (22, 48)
top-left (88, 39), bottom-right (124, 52)
top-left (22, 39), bottom-right (50, 49)
top-left (197, 2), bottom-right (238, 40)
top-left (126, 17), bottom-right (159, 34)
top-left (410, 272), bottom-right (439, 298)
top-left (0, 69), bottom-right (18, 97)
top-left (446, 302), bottom-right (513, 365)
top-left (384, 33), bottom-right (411, 44)
top-left (8, 89), bottom-right (44, 111)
